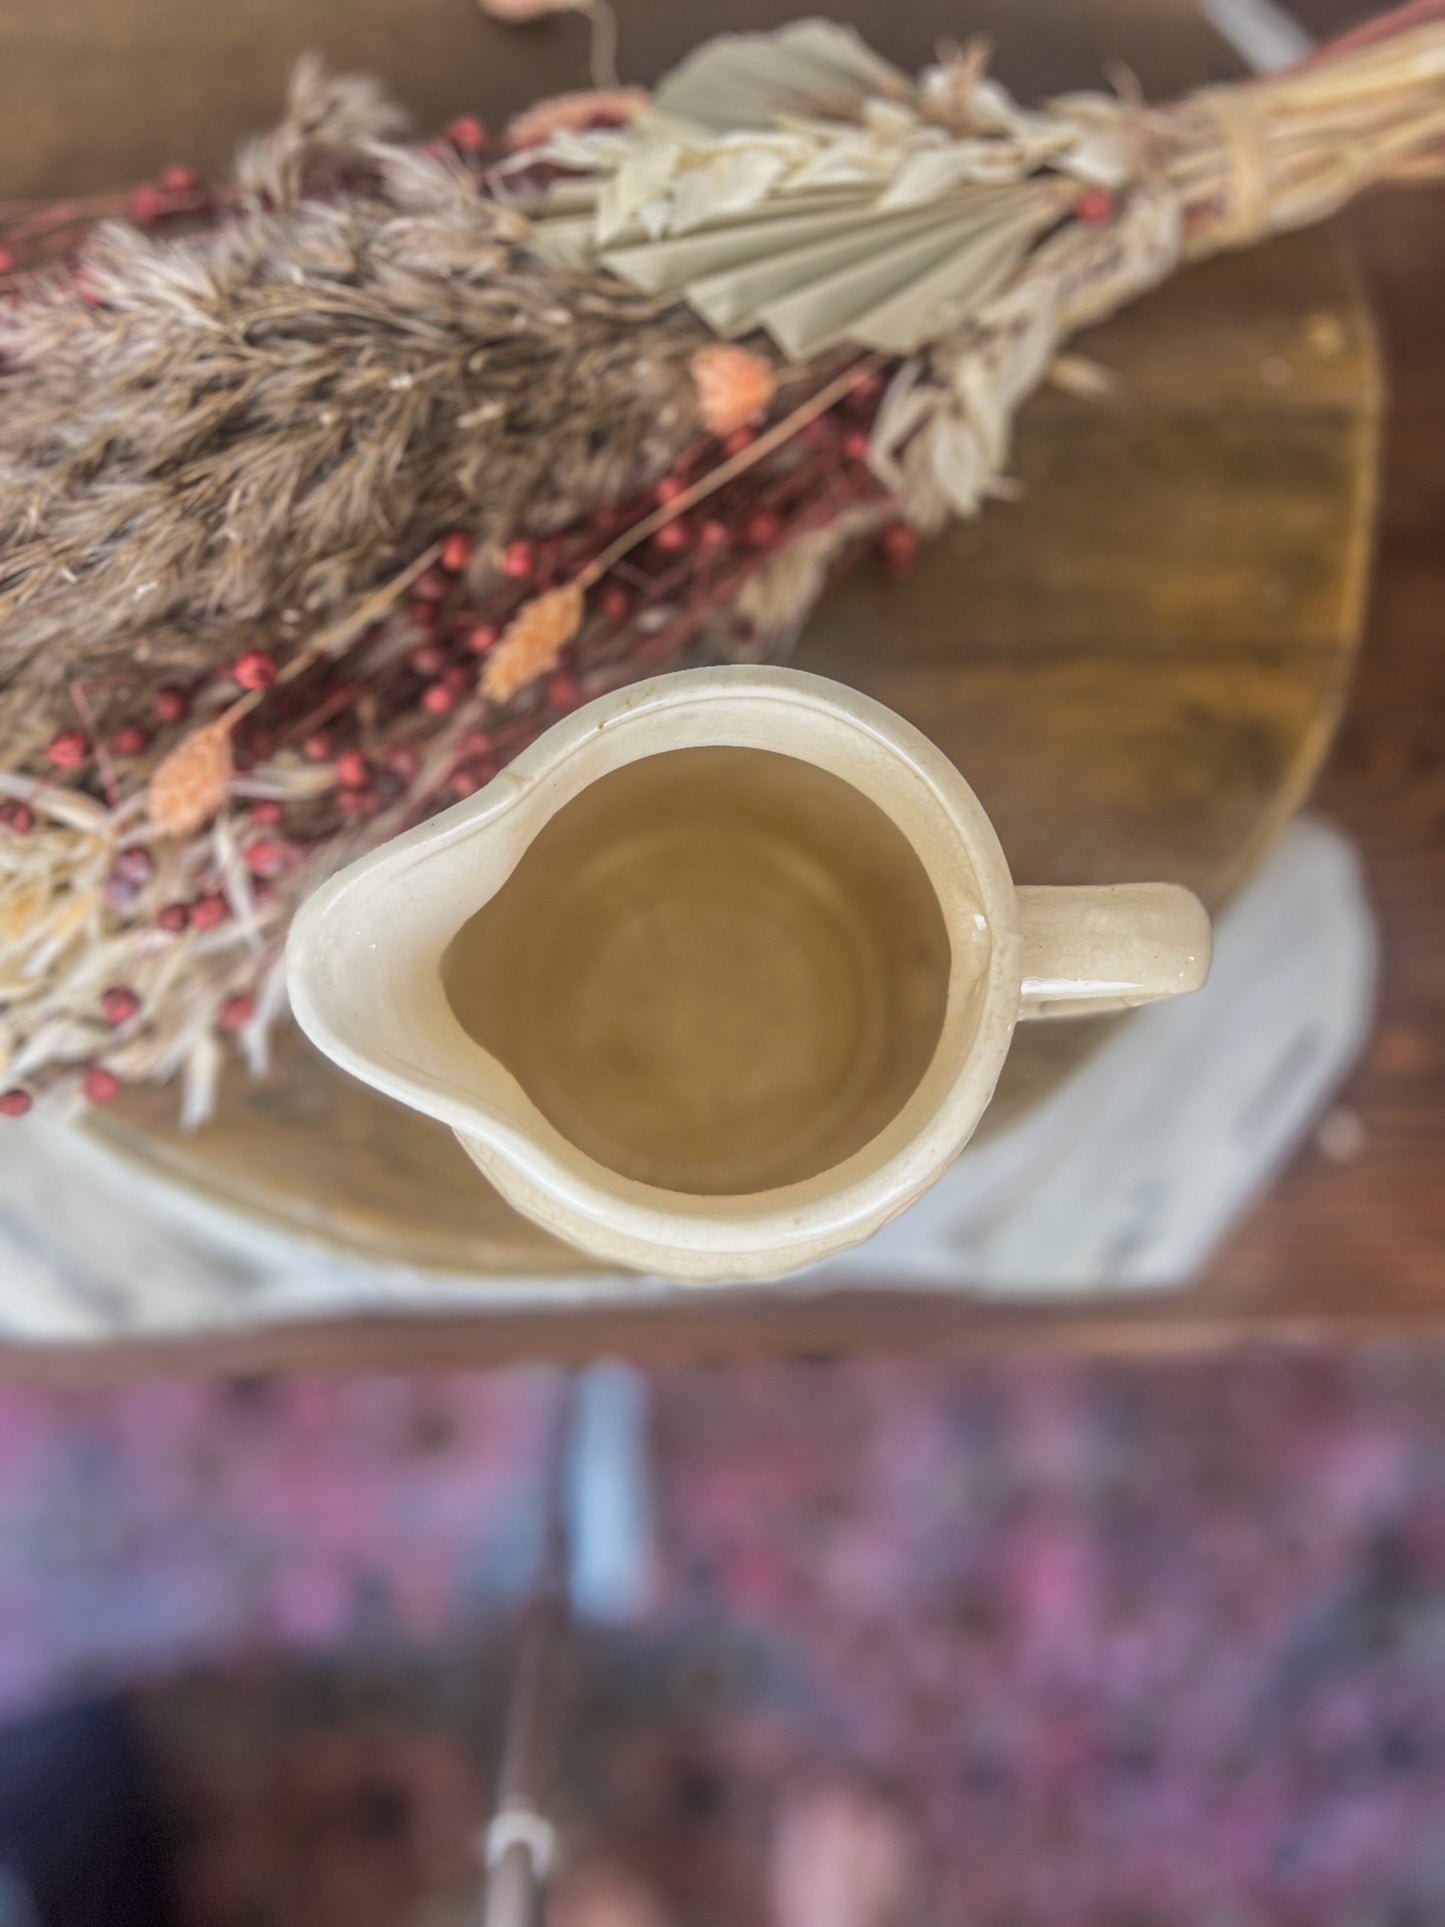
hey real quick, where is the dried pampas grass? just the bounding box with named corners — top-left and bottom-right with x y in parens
top-left (0, 65), bottom-right (713, 758)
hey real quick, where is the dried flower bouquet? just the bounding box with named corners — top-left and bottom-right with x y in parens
top-left (0, 5), bottom-right (1441, 1121)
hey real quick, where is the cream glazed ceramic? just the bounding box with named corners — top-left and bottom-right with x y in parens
top-left (287, 668), bottom-right (1211, 1281)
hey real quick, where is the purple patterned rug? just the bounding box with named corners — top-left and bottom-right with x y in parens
top-left (0, 1349), bottom-right (1442, 1925)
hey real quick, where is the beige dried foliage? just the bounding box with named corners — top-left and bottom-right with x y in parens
top-left (481, 583), bottom-right (583, 703)
top-left (147, 723), bottom-right (235, 836)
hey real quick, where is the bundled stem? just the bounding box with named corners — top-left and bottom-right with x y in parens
top-left (1169, 8), bottom-right (1445, 254)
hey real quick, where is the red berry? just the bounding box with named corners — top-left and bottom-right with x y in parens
top-left (880, 521), bottom-right (919, 577)
top-left (0, 1089), bottom-right (32, 1118)
top-left (161, 163), bottom-right (198, 192)
top-left (502, 539), bottom-right (536, 580)
top-left (302, 731), bottom-right (335, 762)
top-left (466, 623), bottom-right (500, 656)
top-left (155, 685), bottom-right (189, 724)
top-left (422, 681), bottom-right (457, 716)
top-left (387, 747), bottom-right (420, 782)
top-left (231, 649), bottom-right (277, 691)
top-left (440, 531), bottom-right (474, 573)
top-left (723, 428), bottom-right (755, 457)
top-left (219, 993), bottom-right (255, 1030)
top-left (338, 787), bottom-right (379, 817)
top-left (116, 847), bottom-right (154, 884)
top-left (843, 430), bottom-right (872, 462)
top-left (112, 722), bottom-right (149, 756)
top-left (189, 893), bottom-right (229, 931)
top-left (654, 474), bottom-right (687, 504)
top-left (1075, 186), bottom-right (1115, 224)
top-left (243, 838), bottom-right (290, 878)
top-left (82, 1066), bottom-right (122, 1104)
top-left (0, 249), bottom-right (14, 277)
top-left (547, 671), bottom-right (580, 710)
top-left (446, 115), bottom-right (488, 154)
top-left (412, 565), bottom-right (452, 603)
top-left (101, 985), bottom-right (141, 1025)
top-left (599, 584), bottom-right (630, 622)
top-left (410, 642), bottom-right (447, 676)
top-left (158, 902), bottom-right (191, 933)
top-left (448, 766), bottom-right (486, 799)
top-left (334, 748), bottom-right (371, 790)
top-left (3, 802), bottom-right (35, 835)
top-left (699, 520), bottom-right (729, 552)
top-left (127, 184), bottom-right (165, 227)
top-left (652, 520), bottom-right (690, 555)
top-left (442, 663), bottom-right (471, 694)
top-left (406, 597), bottom-right (440, 633)
top-left (46, 729), bottom-right (90, 770)
top-left (249, 799), bottom-right (285, 827)
top-left (744, 511), bottom-right (781, 548)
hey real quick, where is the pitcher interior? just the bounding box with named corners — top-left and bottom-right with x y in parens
top-left (441, 746), bottom-right (969, 1196)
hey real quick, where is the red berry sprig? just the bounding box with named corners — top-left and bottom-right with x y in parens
top-left (100, 985), bottom-right (141, 1025)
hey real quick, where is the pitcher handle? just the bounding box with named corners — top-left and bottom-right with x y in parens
top-left (1016, 883), bottom-right (1211, 1021)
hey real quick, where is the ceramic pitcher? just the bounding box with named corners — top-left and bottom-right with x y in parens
top-left (288, 667), bottom-right (1210, 1280)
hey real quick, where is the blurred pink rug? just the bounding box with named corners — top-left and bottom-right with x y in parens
top-left (0, 1349), bottom-right (1442, 1924)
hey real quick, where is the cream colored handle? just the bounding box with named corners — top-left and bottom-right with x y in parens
top-left (1016, 883), bottom-right (1211, 1021)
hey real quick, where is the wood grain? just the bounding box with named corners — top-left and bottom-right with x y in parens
top-left (0, 0), bottom-right (1245, 201)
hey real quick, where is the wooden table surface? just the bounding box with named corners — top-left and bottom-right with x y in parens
top-left (2, 1), bottom-right (1441, 1375)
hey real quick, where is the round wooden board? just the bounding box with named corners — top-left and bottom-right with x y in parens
top-left (12, 0), bottom-right (1376, 1279)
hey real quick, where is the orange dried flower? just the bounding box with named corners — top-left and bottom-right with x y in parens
top-left (481, 583), bottom-right (583, 705)
top-left (507, 88), bottom-right (649, 149)
top-left (690, 344), bottom-right (777, 438)
top-left (478, 0), bottom-right (581, 19)
top-left (147, 721), bottom-right (234, 836)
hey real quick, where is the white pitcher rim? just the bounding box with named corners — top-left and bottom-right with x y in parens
top-left (288, 667), bottom-right (1026, 1280)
